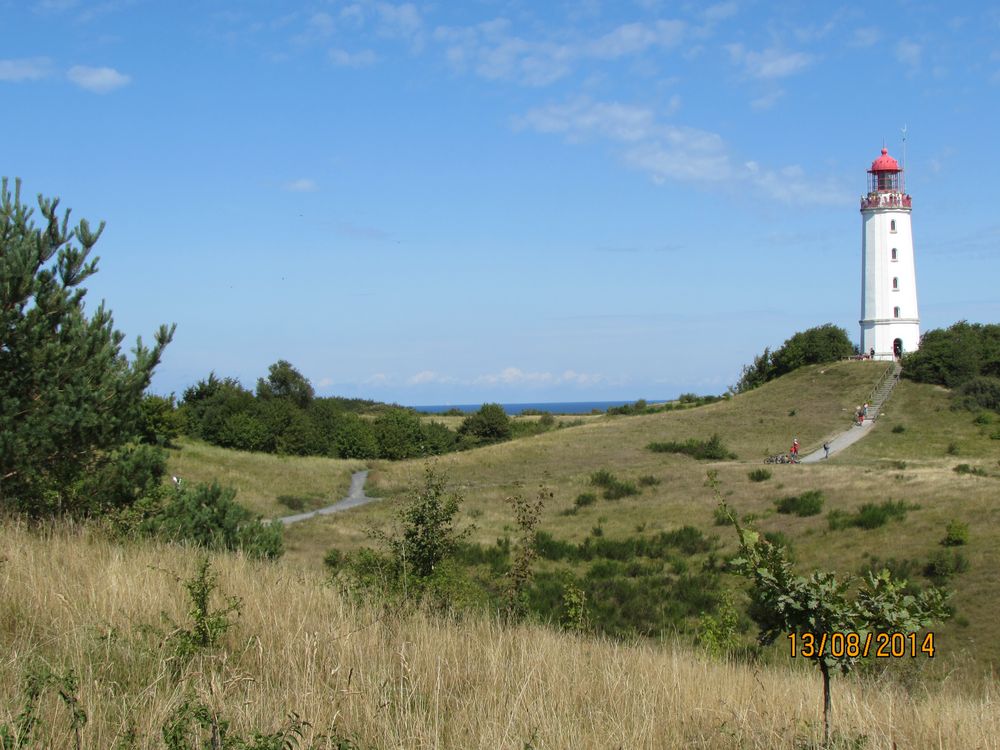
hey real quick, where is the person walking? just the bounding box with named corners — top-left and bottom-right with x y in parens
top-left (823, 442), bottom-right (830, 460)
top-left (790, 438), bottom-right (800, 463)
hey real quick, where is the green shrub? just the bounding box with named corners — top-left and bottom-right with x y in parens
top-left (953, 463), bottom-right (987, 476)
top-left (147, 482), bottom-right (284, 559)
top-left (947, 442), bottom-right (960, 455)
top-left (647, 433), bottom-right (736, 460)
top-left (973, 412), bottom-right (994, 425)
top-left (892, 424), bottom-right (906, 434)
top-left (828, 499), bottom-right (915, 531)
top-left (574, 492), bottom-right (597, 508)
top-left (941, 520), bottom-right (969, 547)
top-left (774, 490), bottom-right (824, 517)
top-left (589, 469), bottom-right (616, 487)
top-left (602, 479), bottom-right (640, 500)
top-left (748, 468), bottom-right (772, 482)
top-left (638, 475), bottom-right (661, 486)
top-left (459, 403), bottom-right (512, 442)
top-left (923, 550), bottom-right (970, 585)
top-left (276, 494), bottom-right (308, 511)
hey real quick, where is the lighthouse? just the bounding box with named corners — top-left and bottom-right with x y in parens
top-left (859, 147), bottom-right (920, 360)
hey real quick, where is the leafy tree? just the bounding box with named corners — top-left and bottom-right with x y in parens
top-left (180, 374), bottom-right (254, 444)
top-left (903, 321), bottom-right (1000, 387)
top-left (373, 408), bottom-right (426, 459)
top-left (332, 413), bottom-right (380, 459)
top-left (256, 359), bottom-right (314, 408)
top-left (735, 324), bottom-right (854, 393)
top-left (0, 178), bottom-right (174, 516)
top-left (718, 482), bottom-right (948, 745)
top-left (459, 403), bottom-right (512, 442)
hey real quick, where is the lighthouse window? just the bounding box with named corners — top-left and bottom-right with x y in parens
top-left (894, 307), bottom-right (901, 318)
top-left (891, 248), bottom-right (897, 261)
top-left (892, 277), bottom-right (899, 290)
top-left (890, 220), bottom-right (896, 232)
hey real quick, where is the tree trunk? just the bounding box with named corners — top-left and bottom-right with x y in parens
top-left (819, 658), bottom-right (832, 747)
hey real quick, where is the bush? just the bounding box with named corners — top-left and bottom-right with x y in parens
top-left (147, 482), bottom-right (284, 559)
top-left (575, 492), bottom-right (597, 508)
top-left (774, 490), bottom-right (824, 517)
top-left (828, 499), bottom-right (915, 531)
top-left (589, 469), bottom-right (616, 487)
top-left (953, 463), bottom-right (987, 477)
top-left (647, 433), bottom-right (736, 460)
top-left (941, 520), bottom-right (969, 547)
top-left (638, 475), bottom-right (661, 486)
top-left (459, 403), bottom-right (512, 442)
top-left (923, 550), bottom-right (970, 585)
top-left (892, 424), bottom-right (906, 434)
top-left (602, 479), bottom-right (640, 500)
top-left (748, 468), bottom-right (772, 482)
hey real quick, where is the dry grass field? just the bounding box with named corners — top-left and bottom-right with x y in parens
top-left (10, 360), bottom-right (998, 746)
top-left (2, 523), bottom-right (997, 749)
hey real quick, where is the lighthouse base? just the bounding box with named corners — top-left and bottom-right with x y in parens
top-left (860, 318), bottom-right (920, 360)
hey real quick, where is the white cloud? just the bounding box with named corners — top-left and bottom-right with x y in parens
top-left (316, 377), bottom-right (334, 387)
top-left (67, 65), bottom-right (130, 93)
top-left (434, 17), bottom-right (686, 87)
top-left (750, 89), bottom-right (784, 110)
top-left (282, 178), bottom-right (318, 192)
top-left (516, 97), bottom-right (730, 183)
top-left (376, 2), bottom-right (424, 49)
top-left (851, 27), bottom-right (880, 47)
top-left (895, 39), bottom-right (921, 68)
top-left (726, 44), bottom-right (814, 79)
top-left (586, 20), bottom-right (685, 59)
top-left (472, 367), bottom-right (610, 387)
top-left (743, 161), bottom-right (848, 206)
top-left (407, 370), bottom-right (457, 385)
top-left (702, 2), bottom-right (738, 23)
top-left (0, 57), bottom-right (52, 82)
top-left (517, 96), bottom-right (847, 204)
top-left (329, 48), bottom-right (377, 67)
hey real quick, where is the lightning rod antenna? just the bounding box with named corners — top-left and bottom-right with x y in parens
top-left (901, 124), bottom-right (907, 192)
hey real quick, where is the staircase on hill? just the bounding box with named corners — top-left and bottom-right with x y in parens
top-left (863, 362), bottom-right (902, 422)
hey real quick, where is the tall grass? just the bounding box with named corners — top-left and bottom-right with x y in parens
top-left (1, 523), bottom-right (996, 748)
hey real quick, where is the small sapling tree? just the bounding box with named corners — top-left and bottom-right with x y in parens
top-left (714, 476), bottom-right (949, 746)
top-left (504, 484), bottom-right (549, 620)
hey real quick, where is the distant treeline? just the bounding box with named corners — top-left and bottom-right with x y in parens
top-left (173, 360), bottom-right (569, 459)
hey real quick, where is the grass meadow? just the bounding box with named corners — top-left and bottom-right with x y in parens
top-left (21, 358), bottom-right (984, 745)
top-left (2, 522), bottom-right (998, 749)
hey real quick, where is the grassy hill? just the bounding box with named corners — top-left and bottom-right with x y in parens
top-left (4, 359), bottom-right (999, 746)
top-left (252, 360), bottom-right (995, 670)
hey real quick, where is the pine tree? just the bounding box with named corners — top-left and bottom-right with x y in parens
top-left (0, 178), bottom-right (174, 516)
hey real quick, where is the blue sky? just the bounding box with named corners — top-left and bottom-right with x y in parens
top-left (3, 1), bottom-right (999, 404)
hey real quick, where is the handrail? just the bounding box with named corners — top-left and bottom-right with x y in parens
top-left (857, 363), bottom-right (898, 424)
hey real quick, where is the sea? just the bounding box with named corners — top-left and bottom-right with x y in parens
top-left (410, 400), bottom-right (666, 416)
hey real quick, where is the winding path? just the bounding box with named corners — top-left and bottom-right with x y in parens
top-left (800, 419), bottom-right (874, 463)
top-left (274, 470), bottom-right (376, 525)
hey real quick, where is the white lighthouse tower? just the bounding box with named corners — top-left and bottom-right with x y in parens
top-left (860, 146), bottom-right (920, 360)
